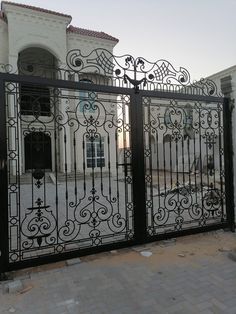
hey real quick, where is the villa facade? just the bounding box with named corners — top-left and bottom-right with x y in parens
top-left (0, 1), bottom-right (119, 176)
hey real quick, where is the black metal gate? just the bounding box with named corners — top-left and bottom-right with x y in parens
top-left (0, 49), bottom-right (234, 272)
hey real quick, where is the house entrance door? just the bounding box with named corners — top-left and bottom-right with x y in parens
top-left (24, 132), bottom-right (52, 171)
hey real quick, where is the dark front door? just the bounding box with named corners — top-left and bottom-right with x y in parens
top-left (24, 132), bottom-right (52, 170)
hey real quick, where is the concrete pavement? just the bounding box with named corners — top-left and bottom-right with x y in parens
top-left (1, 230), bottom-right (236, 314)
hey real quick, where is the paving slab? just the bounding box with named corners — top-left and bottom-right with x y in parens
top-left (1, 231), bottom-right (236, 313)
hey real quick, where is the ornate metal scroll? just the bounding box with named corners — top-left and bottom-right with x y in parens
top-left (0, 48), bottom-right (221, 96)
top-left (1, 48), bottom-right (229, 272)
top-left (143, 97), bottom-right (226, 235)
top-left (66, 49), bottom-right (191, 90)
top-left (5, 78), bottom-right (134, 265)
top-left (66, 48), bottom-right (220, 96)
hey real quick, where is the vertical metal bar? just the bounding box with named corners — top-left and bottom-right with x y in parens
top-left (198, 105), bottom-right (204, 219)
top-left (218, 102), bottom-right (225, 223)
top-left (0, 77), bottom-right (9, 275)
top-left (130, 91), bottom-right (146, 243)
top-left (115, 131), bottom-right (120, 213)
top-left (146, 99), bottom-right (154, 233)
top-left (223, 97), bottom-right (235, 231)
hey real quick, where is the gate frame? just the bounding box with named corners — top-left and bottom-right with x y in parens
top-left (223, 97), bottom-right (235, 231)
top-left (0, 72), bottom-right (235, 274)
top-left (136, 89), bottom-right (235, 244)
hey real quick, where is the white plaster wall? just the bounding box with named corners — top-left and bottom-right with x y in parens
top-left (0, 20), bottom-right (8, 66)
top-left (67, 34), bottom-right (115, 57)
top-left (3, 5), bottom-right (71, 68)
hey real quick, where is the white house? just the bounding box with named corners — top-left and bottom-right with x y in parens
top-left (0, 1), bottom-right (119, 176)
top-left (0, 2), bottom-right (230, 188)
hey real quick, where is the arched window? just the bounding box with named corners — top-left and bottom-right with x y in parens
top-left (18, 47), bottom-right (57, 117)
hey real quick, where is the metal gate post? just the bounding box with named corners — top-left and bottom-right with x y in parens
top-left (0, 77), bottom-right (9, 277)
top-left (130, 91), bottom-right (147, 243)
top-left (223, 97), bottom-right (235, 231)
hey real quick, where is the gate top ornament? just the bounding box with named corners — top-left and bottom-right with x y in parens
top-left (66, 49), bottom-right (190, 89)
top-left (66, 49), bottom-right (220, 96)
top-left (3, 48), bottom-right (221, 97)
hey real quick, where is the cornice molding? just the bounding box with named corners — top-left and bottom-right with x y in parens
top-left (3, 5), bottom-right (71, 27)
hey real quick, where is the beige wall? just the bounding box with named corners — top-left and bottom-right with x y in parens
top-left (0, 20), bottom-right (8, 65)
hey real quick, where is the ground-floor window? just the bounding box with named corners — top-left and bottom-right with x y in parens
top-left (86, 137), bottom-right (105, 168)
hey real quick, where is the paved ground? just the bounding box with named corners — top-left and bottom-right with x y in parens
top-left (1, 230), bottom-right (236, 314)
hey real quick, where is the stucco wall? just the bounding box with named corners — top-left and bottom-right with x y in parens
top-left (67, 33), bottom-right (115, 57)
top-left (2, 5), bottom-right (70, 70)
top-left (0, 19), bottom-right (8, 65)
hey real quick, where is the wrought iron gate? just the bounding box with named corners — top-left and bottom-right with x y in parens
top-left (0, 49), bottom-right (234, 272)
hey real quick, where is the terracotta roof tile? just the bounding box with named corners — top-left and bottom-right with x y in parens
top-left (1, 1), bottom-right (72, 19)
top-left (67, 25), bottom-right (119, 43)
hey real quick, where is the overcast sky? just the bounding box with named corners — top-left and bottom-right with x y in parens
top-left (4, 0), bottom-right (236, 80)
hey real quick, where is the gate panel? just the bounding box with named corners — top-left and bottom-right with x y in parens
top-left (0, 48), bottom-right (234, 272)
top-left (143, 96), bottom-right (227, 236)
top-left (5, 80), bottom-right (134, 267)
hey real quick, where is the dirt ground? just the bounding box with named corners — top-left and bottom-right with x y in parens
top-left (81, 230), bottom-right (236, 267)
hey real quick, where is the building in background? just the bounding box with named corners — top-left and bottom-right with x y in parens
top-left (207, 65), bottom-right (236, 222)
top-left (0, 1), bottom-right (119, 176)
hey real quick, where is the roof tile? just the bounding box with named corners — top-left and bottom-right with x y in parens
top-left (67, 25), bottom-right (119, 43)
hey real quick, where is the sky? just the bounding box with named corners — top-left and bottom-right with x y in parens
top-left (3, 0), bottom-right (236, 80)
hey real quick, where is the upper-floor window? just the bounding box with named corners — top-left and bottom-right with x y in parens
top-left (183, 104), bottom-right (194, 139)
top-left (164, 108), bottom-right (171, 126)
top-left (20, 84), bottom-right (51, 116)
top-left (184, 104), bottom-right (193, 126)
top-left (164, 105), bottom-right (194, 139)
top-left (164, 105), bottom-right (193, 128)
